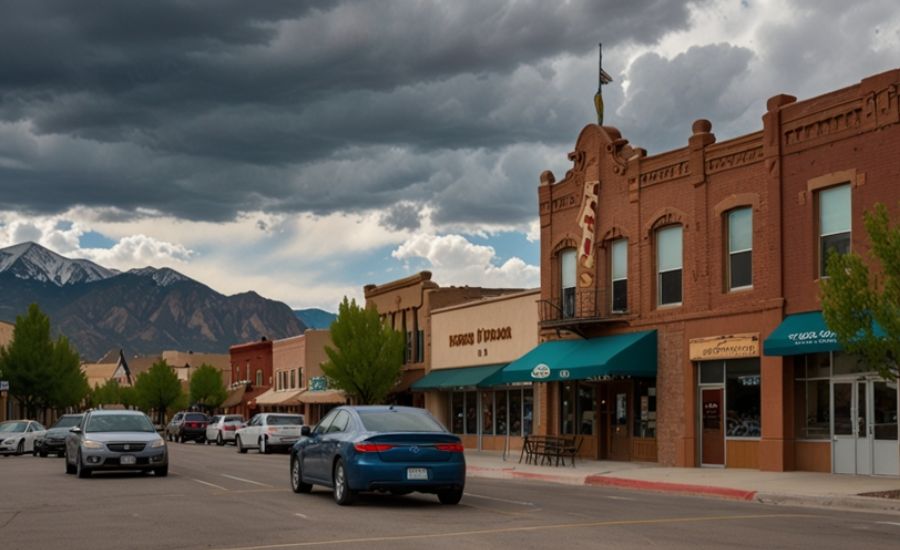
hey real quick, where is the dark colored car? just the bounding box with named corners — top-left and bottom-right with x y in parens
top-left (34, 414), bottom-right (83, 457)
top-left (166, 412), bottom-right (209, 443)
top-left (64, 410), bottom-right (168, 478)
top-left (289, 406), bottom-right (465, 506)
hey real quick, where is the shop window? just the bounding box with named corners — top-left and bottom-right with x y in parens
top-left (465, 391), bottom-right (477, 434)
top-left (523, 389), bottom-right (534, 436)
top-left (725, 359), bottom-right (761, 438)
top-left (560, 382), bottom-right (595, 435)
top-left (656, 225), bottom-right (683, 306)
top-left (796, 379), bottom-right (830, 439)
top-left (818, 184), bottom-right (851, 277)
top-left (611, 238), bottom-right (628, 312)
top-left (255, 369), bottom-right (263, 387)
top-left (633, 379), bottom-right (657, 438)
top-left (509, 390), bottom-right (523, 437)
top-left (700, 361), bottom-right (725, 384)
top-left (290, 369), bottom-right (296, 389)
top-left (578, 384), bottom-right (595, 435)
top-left (727, 207), bottom-right (752, 290)
top-left (450, 392), bottom-right (464, 434)
top-left (560, 248), bottom-right (577, 318)
top-left (560, 382), bottom-right (575, 434)
top-left (832, 351), bottom-right (869, 376)
top-left (496, 392), bottom-right (508, 436)
top-left (481, 391), bottom-right (495, 435)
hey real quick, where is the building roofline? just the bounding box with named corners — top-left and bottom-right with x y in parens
top-left (431, 288), bottom-right (540, 314)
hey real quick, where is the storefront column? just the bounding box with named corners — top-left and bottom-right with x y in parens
top-left (759, 354), bottom-right (793, 471)
top-left (680, 361), bottom-right (697, 467)
top-left (537, 382), bottom-right (553, 436)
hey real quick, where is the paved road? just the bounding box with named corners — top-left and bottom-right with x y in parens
top-left (1, 442), bottom-right (899, 549)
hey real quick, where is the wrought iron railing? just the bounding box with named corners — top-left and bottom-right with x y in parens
top-left (539, 288), bottom-right (627, 325)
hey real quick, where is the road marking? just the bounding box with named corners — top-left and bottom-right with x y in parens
top-left (463, 493), bottom-right (534, 506)
top-left (876, 521), bottom-right (900, 527)
top-left (294, 513), bottom-right (309, 520)
top-left (212, 513), bottom-right (813, 550)
top-left (192, 478), bottom-right (229, 491)
top-left (221, 474), bottom-right (272, 487)
top-left (605, 496), bottom-right (638, 501)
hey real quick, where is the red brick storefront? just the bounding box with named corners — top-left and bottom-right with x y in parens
top-left (228, 338), bottom-right (274, 419)
top-left (534, 69), bottom-right (899, 472)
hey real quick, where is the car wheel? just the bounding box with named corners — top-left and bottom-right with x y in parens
top-left (39, 449), bottom-right (48, 458)
top-left (290, 456), bottom-right (312, 494)
top-left (15, 440), bottom-right (24, 456)
top-left (32, 445), bottom-right (38, 457)
top-left (236, 436), bottom-right (247, 454)
top-left (178, 434), bottom-right (185, 444)
top-left (155, 465), bottom-right (168, 477)
top-left (65, 451), bottom-right (76, 474)
top-left (198, 436), bottom-right (206, 444)
top-left (76, 450), bottom-right (91, 478)
top-left (216, 432), bottom-right (224, 446)
top-left (332, 459), bottom-right (355, 505)
top-left (437, 487), bottom-right (464, 505)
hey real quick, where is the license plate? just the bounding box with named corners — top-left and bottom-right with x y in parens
top-left (120, 455), bottom-right (136, 465)
top-left (407, 467), bottom-right (428, 480)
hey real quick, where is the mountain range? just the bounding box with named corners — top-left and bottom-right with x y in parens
top-left (0, 242), bottom-right (308, 360)
top-left (293, 308), bottom-right (336, 330)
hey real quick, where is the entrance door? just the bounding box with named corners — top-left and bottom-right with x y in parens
top-left (608, 382), bottom-right (631, 461)
top-left (833, 379), bottom-right (899, 475)
top-left (700, 388), bottom-right (724, 466)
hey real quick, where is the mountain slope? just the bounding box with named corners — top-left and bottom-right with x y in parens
top-left (0, 242), bottom-right (116, 285)
top-left (294, 308), bottom-right (336, 329)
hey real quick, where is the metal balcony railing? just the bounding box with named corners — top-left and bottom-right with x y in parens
top-left (538, 288), bottom-right (628, 328)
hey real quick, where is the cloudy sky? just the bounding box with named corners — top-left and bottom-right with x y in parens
top-left (1, 0), bottom-right (897, 311)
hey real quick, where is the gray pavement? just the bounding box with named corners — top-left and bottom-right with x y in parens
top-left (463, 450), bottom-right (900, 513)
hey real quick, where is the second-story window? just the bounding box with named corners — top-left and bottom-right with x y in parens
top-left (611, 239), bottom-right (628, 312)
top-left (657, 225), bottom-right (683, 306)
top-left (560, 248), bottom-right (577, 318)
top-left (256, 369), bottom-right (263, 387)
top-left (290, 369), bottom-right (296, 389)
top-left (727, 207), bottom-right (753, 290)
top-left (818, 184), bottom-right (851, 277)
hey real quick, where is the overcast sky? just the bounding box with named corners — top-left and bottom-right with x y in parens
top-left (1, 0), bottom-right (898, 311)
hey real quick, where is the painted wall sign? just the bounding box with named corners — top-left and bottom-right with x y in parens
top-left (689, 333), bottom-right (760, 361)
top-left (531, 364), bottom-right (551, 379)
top-left (449, 326), bottom-right (512, 347)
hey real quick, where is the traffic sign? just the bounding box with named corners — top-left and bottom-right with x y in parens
top-left (0, 380), bottom-right (8, 392)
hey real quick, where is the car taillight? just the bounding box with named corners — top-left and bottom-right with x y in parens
top-left (223, 425), bottom-right (236, 431)
top-left (435, 443), bottom-right (465, 452)
top-left (354, 443), bottom-right (393, 453)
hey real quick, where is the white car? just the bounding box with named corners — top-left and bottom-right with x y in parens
top-left (0, 420), bottom-right (47, 456)
top-left (205, 415), bottom-right (245, 446)
top-left (235, 413), bottom-right (304, 454)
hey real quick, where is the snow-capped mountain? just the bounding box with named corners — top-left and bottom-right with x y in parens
top-left (0, 242), bottom-right (117, 286)
top-left (127, 266), bottom-right (191, 287)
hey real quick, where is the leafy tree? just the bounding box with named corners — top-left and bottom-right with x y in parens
top-left (0, 304), bottom-right (59, 417)
top-left (190, 364), bottom-right (227, 410)
top-left (119, 385), bottom-right (138, 410)
top-left (821, 202), bottom-right (900, 380)
top-left (48, 335), bottom-right (89, 413)
top-left (92, 378), bottom-right (121, 407)
top-left (321, 297), bottom-right (404, 404)
top-left (134, 360), bottom-right (183, 426)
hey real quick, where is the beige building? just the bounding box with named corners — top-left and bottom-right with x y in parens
top-left (161, 350), bottom-right (231, 385)
top-left (416, 289), bottom-right (540, 452)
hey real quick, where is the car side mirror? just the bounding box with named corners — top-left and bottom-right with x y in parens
top-left (301, 426), bottom-right (311, 436)
top-left (69, 427), bottom-right (82, 434)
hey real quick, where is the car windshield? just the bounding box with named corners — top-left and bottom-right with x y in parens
top-left (86, 414), bottom-right (155, 433)
top-left (268, 415), bottom-right (303, 426)
top-left (224, 417), bottom-right (243, 424)
top-left (185, 413), bottom-right (207, 422)
top-left (358, 410), bottom-right (445, 433)
top-left (0, 421), bottom-right (27, 433)
top-left (51, 416), bottom-right (82, 429)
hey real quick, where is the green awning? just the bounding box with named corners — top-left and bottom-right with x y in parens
top-left (486, 331), bottom-right (657, 385)
top-left (763, 310), bottom-right (884, 356)
top-left (411, 364), bottom-right (506, 391)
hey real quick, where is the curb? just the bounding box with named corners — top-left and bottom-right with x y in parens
top-left (584, 475), bottom-right (757, 501)
top-left (467, 465), bottom-right (588, 486)
top-left (756, 492), bottom-right (900, 514)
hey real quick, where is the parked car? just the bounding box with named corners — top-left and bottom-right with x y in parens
top-left (205, 415), bottom-right (245, 446)
top-left (64, 409), bottom-right (168, 478)
top-left (0, 420), bottom-right (46, 456)
top-left (288, 406), bottom-right (465, 505)
top-left (235, 413), bottom-right (304, 454)
top-left (166, 411), bottom-right (209, 443)
top-left (34, 414), bottom-right (83, 457)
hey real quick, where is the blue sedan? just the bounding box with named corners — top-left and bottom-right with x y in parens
top-left (289, 405), bottom-right (465, 505)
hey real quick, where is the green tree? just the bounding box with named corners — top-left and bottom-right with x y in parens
top-left (92, 378), bottom-right (121, 407)
top-left (119, 385), bottom-right (138, 410)
top-left (190, 364), bottom-right (227, 410)
top-left (134, 360), bottom-right (183, 426)
top-left (0, 304), bottom-right (58, 417)
top-left (48, 335), bottom-right (89, 413)
top-left (821, 202), bottom-right (900, 380)
top-left (321, 297), bottom-right (404, 404)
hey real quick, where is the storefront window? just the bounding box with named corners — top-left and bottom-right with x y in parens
top-left (560, 383), bottom-right (575, 434)
top-left (481, 391), bottom-right (494, 435)
top-left (465, 391), bottom-right (477, 434)
top-left (700, 361), bottom-right (725, 384)
top-left (560, 383), bottom-right (595, 435)
top-left (801, 380), bottom-right (830, 439)
top-left (725, 359), bottom-right (761, 437)
top-left (832, 351), bottom-right (870, 376)
top-left (805, 352), bottom-right (831, 378)
top-left (450, 392), bottom-right (464, 434)
top-left (509, 390), bottom-right (522, 436)
top-left (633, 379), bottom-right (657, 438)
top-left (495, 392), bottom-right (508, 436)
top-left (578, 384), bottom-right (595, 435)
top-left (523, 389), bottom-right (533, 436)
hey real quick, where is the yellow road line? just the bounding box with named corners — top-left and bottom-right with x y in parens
top-left (213, 513), bottom-right (814, 550)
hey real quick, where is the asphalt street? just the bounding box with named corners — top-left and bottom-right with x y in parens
top-left (1, 442), bottom-right (899, 550)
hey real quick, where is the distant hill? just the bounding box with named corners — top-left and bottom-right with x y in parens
top-left (294, 308), bottom-right (336, 329)
top-left (0, 242), bottom-right (307, 360)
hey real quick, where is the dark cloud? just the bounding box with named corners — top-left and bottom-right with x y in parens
top-left (380, 202), bottom-right (423, 231)
top-left (0, 0), bottom-right (703, 225)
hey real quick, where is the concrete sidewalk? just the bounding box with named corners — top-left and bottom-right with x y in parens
top-left (464, 450), bottom-right (900, 514)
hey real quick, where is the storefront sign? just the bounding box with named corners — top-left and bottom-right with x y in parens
top-left (689, 333), bottom-right (759, 361)
top-left (309, 376), bottom-right (327, 391)
top-left (530, 364), bottom-right (550, 379)
top-left (449, 326), bottom-right (512, 347)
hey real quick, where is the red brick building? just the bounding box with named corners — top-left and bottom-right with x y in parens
top-left (522, 68), bottom-right (899, 473)
top-left (226, 337), bottom-right (274, 419)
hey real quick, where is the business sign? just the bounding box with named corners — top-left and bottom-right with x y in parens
top-left (530, 364), bottom-right (550, 380)
top-left (309, 376), bottom-right (327, 391)
top-left (689, 333), bottom-right (760, 361)
top-left (0, 380), bottom-right (8, 392)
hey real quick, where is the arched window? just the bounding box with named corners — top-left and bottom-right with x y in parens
top-left (560, 248), bottom-right (577, 318)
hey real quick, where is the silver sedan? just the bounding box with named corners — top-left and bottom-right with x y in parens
top-left (64, 410), bottom-right (168, 478)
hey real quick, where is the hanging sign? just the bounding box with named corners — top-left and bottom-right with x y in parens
top-left (689, 333), bottom-right (759, 361)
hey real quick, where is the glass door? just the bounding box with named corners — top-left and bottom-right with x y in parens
top-left (701, 388), bottom-right (724, 466)
top-left (832, 381), bottom-right (863, 474)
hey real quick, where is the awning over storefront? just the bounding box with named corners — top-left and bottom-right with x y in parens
top-left (297, 389), bottom-right (347, 405)
top-left (221, 385), bottom-right (247, 409)
top-left (488, 331), bottom-right (657, 384)
top-left (763, 310), bottom-right (885, 356)
top-left (253, 388), bottom-right (306, 406)
top-left (411, 364), bottom-right (506, 391)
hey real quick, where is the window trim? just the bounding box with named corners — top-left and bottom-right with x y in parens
top-left (816, 183), bottom-right (852, 278)
top-left (559, 248), bottom-right (577, 318)
top-left (726, 207), bottom-right (753, 291)
top-left (610, 238), bottom-right (628, 313)
top-left (656, 225), bottom-right (683, 307)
